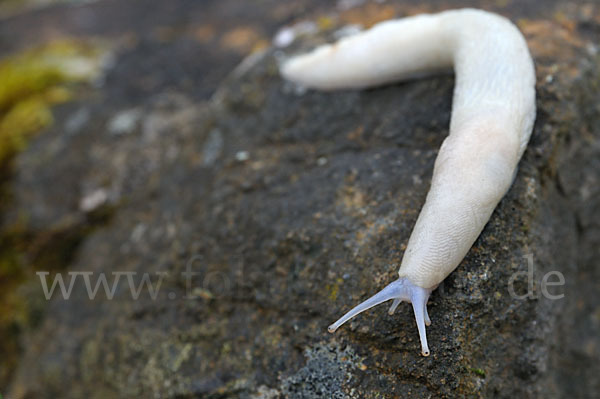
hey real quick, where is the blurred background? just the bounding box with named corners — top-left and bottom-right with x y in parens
top-left (0, 0), bottom-right (599, 398)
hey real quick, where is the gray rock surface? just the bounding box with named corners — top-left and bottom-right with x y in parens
top-left (2, 0), bottom-right (599, 398)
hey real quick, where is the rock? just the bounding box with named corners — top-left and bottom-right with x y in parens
top-left (4, 1), bottom-right (600, 398)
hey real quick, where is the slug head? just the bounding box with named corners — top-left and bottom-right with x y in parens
top-left (328, 277), bottom-right (433, 356)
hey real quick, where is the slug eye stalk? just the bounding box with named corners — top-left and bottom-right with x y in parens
top-left (328, 277), bottom-right (433, 356)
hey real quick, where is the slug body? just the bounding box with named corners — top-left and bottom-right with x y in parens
top-left (280, 8), bottom-right (536, 356)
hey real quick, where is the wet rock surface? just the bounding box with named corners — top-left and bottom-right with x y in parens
top-left (2, 0), bottom-right (599, 398)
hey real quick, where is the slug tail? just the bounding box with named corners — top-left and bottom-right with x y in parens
top-left (280, 15), bottom-right (453, 90)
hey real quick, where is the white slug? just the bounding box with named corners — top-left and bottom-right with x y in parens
top-left (280, 8), bottom-right (536, 356)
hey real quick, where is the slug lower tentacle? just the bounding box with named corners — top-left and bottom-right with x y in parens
top-left (280, 8), bottom-right (536, 355)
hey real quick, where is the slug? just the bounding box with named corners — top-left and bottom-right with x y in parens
top-left (280, 8), bottom-right (536, 356)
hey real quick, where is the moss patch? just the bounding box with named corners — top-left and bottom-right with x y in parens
top-left (467, 367), bottom-right (487, 379)
top-left (0, 39), bottom-right (106, 165)
top-left (0, 38), bottom-right (109, 388)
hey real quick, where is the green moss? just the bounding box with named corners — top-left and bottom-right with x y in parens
top-left (326, 277), bottom-right (344, 301)
top-left (0, 97), bottom-right (54, 160)
top-left (467, 366), bottom-right (486, 378)
top-left (0, 221), bottom-right (28, 388)
top-left (0, 39), bottom-right (109, 384)
top-left (0, 204), bottom-right (116, 388)
top-left (0, 39), bottom-right (106, 165)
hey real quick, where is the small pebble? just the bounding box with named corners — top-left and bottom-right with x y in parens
top-left (79, 188), bottom-right (108, 212)
top-left (235, 151), bottom-right (250, 161)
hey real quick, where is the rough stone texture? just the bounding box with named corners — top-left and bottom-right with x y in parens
top-left (2, 0), bottom-right (599, 398)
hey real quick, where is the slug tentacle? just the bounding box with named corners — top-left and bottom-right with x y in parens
top-left (328, 277), bottom-right (433, 356)
top-left (410, 285), bottom-right (432, 356)
top-left (388, 298), bottom-right (402, 315)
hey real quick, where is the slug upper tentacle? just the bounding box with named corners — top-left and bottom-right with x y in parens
top-left (280, 8), bottom-right (536, 355)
